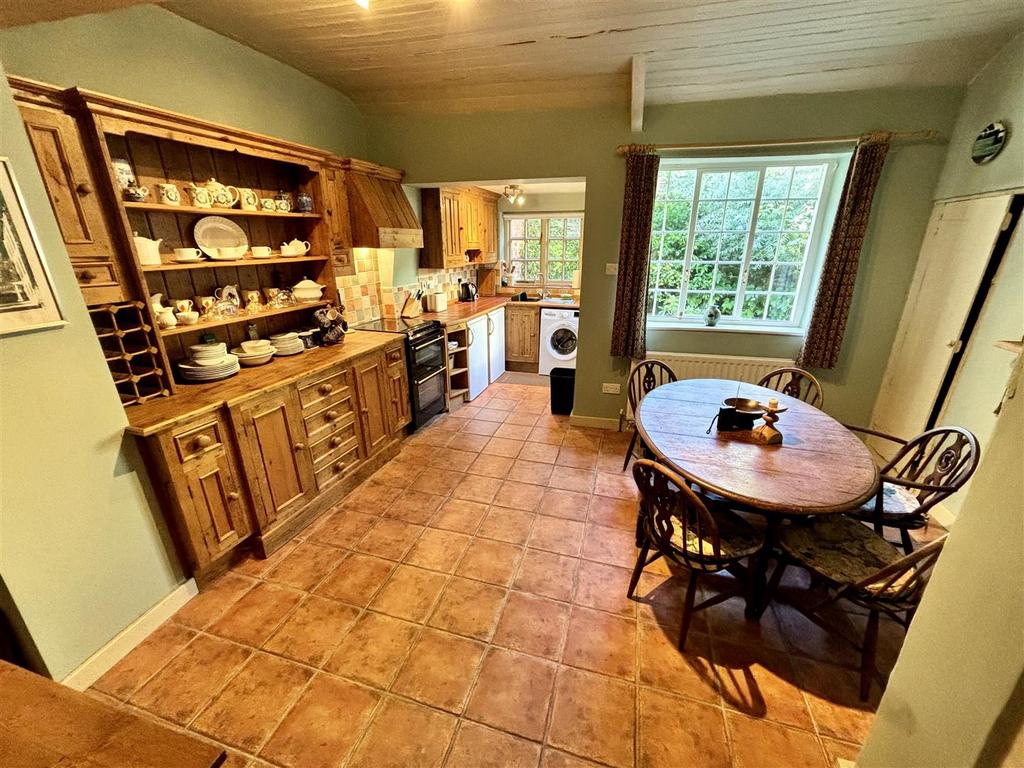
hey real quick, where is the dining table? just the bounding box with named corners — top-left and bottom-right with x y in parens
top-left (634, 377), bottom-right (880, 617)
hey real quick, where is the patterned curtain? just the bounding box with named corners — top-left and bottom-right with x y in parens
top-left (610, 147), bottom-right (660, 358)
top-left (798, 132), bottom-right (891, 369)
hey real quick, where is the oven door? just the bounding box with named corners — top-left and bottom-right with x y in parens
top-left (411, 365), bottom-right (447, 427)
top-left (409, 334), bottom-right (445, 379)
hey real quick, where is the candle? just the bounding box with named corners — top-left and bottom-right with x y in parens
top-left (768, 398), bottom-right (779, 409)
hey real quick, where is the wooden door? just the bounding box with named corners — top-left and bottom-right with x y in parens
top-left (506, 306), bottom-right (539, 363)
top-left (17, 103), bottom-right (125, 304)
top-left (354, 353), bottom-right (391, 455)
top-left (232, 388), bottom-right (316, 529)
top-left (459, 192), bottom-right (481, 251)
top-left (385, 353), bottom-right (412, 433)
top-left (441, 190), bottom-right (462, 265)
top-left (182, 450), bottom-right (251, 565)
top-left (872, 195), bottom-right (1013, 441)
top-left (481, 196), bottom-right (498, 260)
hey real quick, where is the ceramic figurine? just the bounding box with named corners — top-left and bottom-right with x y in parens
top-left (123, 183), bottom-right (149, 202)
top-left (110, 157), bottom-right (136, 190)
top-left (295, 192), bottom-right (314, 213)
top-left (705, 304), bottom-right (722, 327)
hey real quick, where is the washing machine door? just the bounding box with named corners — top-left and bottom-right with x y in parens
top-left (547, 323), bottom-right (578, 361)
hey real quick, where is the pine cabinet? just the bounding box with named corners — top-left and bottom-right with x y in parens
top-left (458, 192), bottom-right (481, 252)
top-left (384, 346), bottom-right (412, 433)
top-left (321, 163), bottom-right (354, 274)
top-left (353, 352), bottom-right (391, 456)
top-left (421, 188), bottom-right (466, 270)
top-left (480, 195), bottom-right (499, 262)
top-left (505, 305), bottom-right (540, 364)
top-left (182, 451), bottom-right (250, 564)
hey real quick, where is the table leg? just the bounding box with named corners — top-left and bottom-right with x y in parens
top-left (745, 516), bottom-right (781, 619)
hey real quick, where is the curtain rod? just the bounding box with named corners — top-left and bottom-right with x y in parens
top-left (615, 129), bottom-right (941, 155)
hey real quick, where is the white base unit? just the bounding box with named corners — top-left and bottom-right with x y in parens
top-left (539, 307), bottom-right (579, 375)
top-left (467, 314), bottom-right (489, 400)
top-left (487, 307), bottom-right (506, 383)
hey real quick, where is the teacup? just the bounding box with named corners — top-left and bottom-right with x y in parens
top-left (174, 298), bottom-right (194, 313)
top-left (250, 246), bottom-right (272, 259)
top-left (238, 187), bottom-right (259, 211)
top-left (195, 296), bottom-right (216, 315)
top-left (241, 339), bottom-right (272, 354)
top-left (173, 247), bottom-right (203, 262)
top-left (175, 311), bottom-right (200, 325)
top-left (259, 198), bottom-right (276, 212)
top-left (212, 245), bottom-right (246, 260)
top-left (156, 183), bottom-right (181, 206)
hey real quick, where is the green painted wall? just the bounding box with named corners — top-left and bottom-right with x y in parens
top-left (368, 87), bottom-right (963, 424)
top-left (0, 5), bottom-right (367, 156)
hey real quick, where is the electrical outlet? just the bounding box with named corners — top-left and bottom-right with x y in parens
top-left (605, 262), bottom-right (618, 276)
top-left (602, 383), bottom-right (621, 394)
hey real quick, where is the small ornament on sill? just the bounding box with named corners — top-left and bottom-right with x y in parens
top-left (705, 304), bottom-right (722, 327)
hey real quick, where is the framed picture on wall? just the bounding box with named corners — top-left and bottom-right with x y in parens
top-left (0, 156), bottom-right (65, 335)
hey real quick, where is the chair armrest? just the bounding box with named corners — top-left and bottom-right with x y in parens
top-left (879, 474), bottom-right (952, 494)
top-left (844, 424), bottom-right (907, 445)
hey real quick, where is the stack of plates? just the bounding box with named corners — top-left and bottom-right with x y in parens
top-left (269, 332), bottom-right (304, 356)
top-left (178, 342), bottom-right (240, 382)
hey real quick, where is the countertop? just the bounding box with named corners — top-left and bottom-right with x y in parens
top-left (126, 330), bottom-right (399, 436)
top-left (508, 300), bottom-right (580, 310)
top-left (418, 295), bottom-right (511, 325)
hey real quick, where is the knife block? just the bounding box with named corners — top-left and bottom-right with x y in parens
top-left (400, 293), bottom-right (423, 318)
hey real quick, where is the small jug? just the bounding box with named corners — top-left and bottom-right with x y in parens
top-left (184, 183), bottom-right (214, 208)
top-left (238, 187), bottom-right (259, 211)
top-left (133, 233), bottom-right (164, 266)
top-left (156, 306), bottom-right (178, 329)
top-left (156, 183), bottom-right (180, 206)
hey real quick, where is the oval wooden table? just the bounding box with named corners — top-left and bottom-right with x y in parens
top-left (635, 378), bottom-right (879, 616)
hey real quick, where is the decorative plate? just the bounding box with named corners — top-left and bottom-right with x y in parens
top-left (194, 216), bottom-right (249, 259)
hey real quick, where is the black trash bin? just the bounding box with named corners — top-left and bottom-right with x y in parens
top-left (550, 367), bottom-right (575, 415)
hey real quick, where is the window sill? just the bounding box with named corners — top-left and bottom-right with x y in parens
top-left (647, 321), bottom-right (806, 337)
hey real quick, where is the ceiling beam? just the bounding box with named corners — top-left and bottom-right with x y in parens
top-left (630, 54), bottom-right (646, 133)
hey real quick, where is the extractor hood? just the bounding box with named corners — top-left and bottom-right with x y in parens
top-left (343, 158), bottom-right (424, 249)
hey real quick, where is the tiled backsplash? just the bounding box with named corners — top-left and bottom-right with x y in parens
top-left (335, 249), bottom-right (382, 324)
top-left (382, 265), bottom-right (479, 318)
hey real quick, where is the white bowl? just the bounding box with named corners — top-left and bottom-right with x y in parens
top-left (241, 339), bottom-right (273, 354)
top-left (235, 352), bottom-right (274, 366)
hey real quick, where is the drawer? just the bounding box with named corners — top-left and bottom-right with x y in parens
top-left (172, 419), bottom-right (225, 463)
top-left (298, 366), bottom-right (352, 411)
top-left (385, 345), bottom-right (404, 366)
top-left (303, 392), bottom-right (356, 442)
top-left (73, 261), bottom-right (118, 289)
top-left (310, 419), bottom-right (360, 468)
top-left (315, 444), bottom-right (360, 490)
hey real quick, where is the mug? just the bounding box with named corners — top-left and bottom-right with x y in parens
top-left (195, 296), bottom-right (215, 315)
top-left (250, 246), bottom-right (272, 259)
top-left (156, 183), bottom-right (180, 206)
top-left (238, 187), bottom-right (259, 211)
top-left (259, 198), bottom-right (276, 212)
top-left (186, 186), bottom-right (214, 208)
top-left (174, 298), bottom-right (194, 313)
top-left (175, 311), bottom-right (199, 325)
top-left (173, 247), bottom-right (202, 262)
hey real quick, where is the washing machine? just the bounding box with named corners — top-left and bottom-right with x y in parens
top-left (539, 307), bottom-right (579, 375)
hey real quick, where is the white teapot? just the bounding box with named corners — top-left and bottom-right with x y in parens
top-left (292, 277), bottom-right (326, 303)
top-left (200, 178), bottom-right (240, 208)
top-left (281, 239), bottom-right (311, 257)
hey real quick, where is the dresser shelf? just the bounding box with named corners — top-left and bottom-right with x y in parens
top-left (123, 201), bottom-right (321, 219)
top-left (159, 301), bottom-right (329, 337)
top-left (142, 255), bottom-right (329, 272)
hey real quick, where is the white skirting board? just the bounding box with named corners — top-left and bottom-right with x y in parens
top-left (569, 413), bottom-right (619, 430)
top-left (61, 579), bottom-right (198, 691)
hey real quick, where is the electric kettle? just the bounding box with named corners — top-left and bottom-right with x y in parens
top-left (458, 281), bottom-right (478, 302)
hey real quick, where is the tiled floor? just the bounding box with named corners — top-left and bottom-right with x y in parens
top-left (89, 378), bottom-right (927, 768)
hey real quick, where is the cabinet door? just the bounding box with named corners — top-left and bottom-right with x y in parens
top-left (17, 103), bottom-right (125, 304)
top-left (322, 166), bottom-right (352, 254)
top-left (441, 190), bottom-right (462, 264)
top-left (386, 357), bottom-right (412, 433)
top-left (233, 389), bottom-right (316, 529)
top-left (353, 353), bottom-right (391, 455)
top-left (481, 197), bottom-right (498, 259)
top-left (459, 193), bottom-right (481, 251)
top-left (467, 316), bottom-right (490, 400)
top-left (182, 450), bottom-right (251, 565)
top-left (487, 308), bottom-right (506, 382)
top-left (506, 307), bottom-right (539, 363)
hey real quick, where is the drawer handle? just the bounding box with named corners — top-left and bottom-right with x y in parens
top-left (194, 434), bottom-right (213, 450)
top-left (227, 491), bottom-right (240, 501)
top-left (78, 270), bottom-right (97, 282)
top-left (319, 383), bottom-right (334, 395)
top-left (294, 442), bottom-right (306, 451)
top-left (330, 436), bottom-right (343, 448)
top-left (334, 461), bottom-right (345, 472)
top-left (76, 182), bottom-right (93, 196)
top-left (326, 409), bottom-right (340, 421)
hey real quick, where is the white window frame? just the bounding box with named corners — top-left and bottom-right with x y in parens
top-left (646, 153), bottom-right (849, 334)
top-left (503, 212), bottom-right (585, 288)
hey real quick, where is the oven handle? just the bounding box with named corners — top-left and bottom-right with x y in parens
top-left (414, 367), bottom-right (447, 386)
top-left (411, 337), bottom-right (443, 352)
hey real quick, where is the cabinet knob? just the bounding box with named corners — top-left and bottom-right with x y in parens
top-left (194, 434), bottom-right (213, 449)
top-left (330, 436), bottom-right (343, 448)
top-left (294, 442), bottom-right (306, 451)
top-left (326, 409), bottom-right (339, 421)
top-left (78, 270), bottom-right (97, 282)
top-left (227, 491), bottom-right (240, 501)
top-left (76, 182), bottom-right (92, 196)
top-left (326, 207), bottom-right (333, 216)
top-left (319, 383), bottom-right (334, 395)
top-left (334, 461), bottom-right (345, 472)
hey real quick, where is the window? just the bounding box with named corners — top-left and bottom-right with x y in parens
top-left (505, 213), bottom-right (584, 286)
top-left (647, 155), bottom-right (845, 331)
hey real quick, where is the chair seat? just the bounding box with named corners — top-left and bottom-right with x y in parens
top-left (779, 516), bottom-right (910, 596)
top-left (661, 509), bottom-right (762, 565)
top-left (848, 482), bottom-right (924, 526)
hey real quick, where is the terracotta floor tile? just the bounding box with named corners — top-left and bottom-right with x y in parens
top-left (514, 549), bottom-right (579, 602)
top-left (192, 653), bottom-right (312, 752)
top-left (92, 622), bottom-right (196, 700)
top-left (793, 658), bottom-right (879, 744)
top-left (344, 480), bottom-right (405, 509)
top-left (465, 648), bottom-right (557, 740)
top-left (519, 442), bottom-right (561, 464)
top-left (208, 581), bottom-right (304, 647)
top-left (324, 612), bottom-right (419, 688)
top-left (452, 473), bottom-right (504, 504)
top-left (487, 397), bottom-right (519, 411)
top-left (821, 737), bottom-right (862, 767)
top-left (547, 467), bottom-right (596, 494)
top-left (264, 541), bottom-right (346, 592)
top-left (508, 459), bottom-right (555, 485)
top-left (429, 577), bottom-right (508, 641)
top-left (637, 687), bottom-right (729, 768)
top-left (263, 595), bottom-right (360, 667)
top-left (307, 509), bottom-right (378, 549)
top-left (573, 559), bottom-right (637, 617)
top-left (633, 570), bottom-right (708, 633)
top-left (562, 606), bottom-right (636, 680)
top-left (556, 446), bottom-right (598, 470)
top-left (495, 422), bottom-right (534, 440)
top-left (494, 480), bottom-right (546, 511)
top-left (261, 673), bottom-right (380, 768)
top-left (448, 405), bottom-right (480, 420)
top-left (446, 721), bottom-right (541, 768)
top-left (587, 496), bottom-right (637, 531)
top-left (347, 697), bottom-right (457, 768)
top-left (528, 516), bottom-right (585, 557)
top-left (483, 437), bottom-right (526, 458)
top-left (774, 603), bottom-right (861, 666)
top-left (398, 444), bottom-right (436, 463)
top-left (431, 498), bottom-right (488, 533)
top-left (541, 749), bottom-right (606, 768)
top-left (596, 451), bottom-right (630, 472)
top-left (384, 489), bottom-right (445, 524)
top-left (467, 453), bottom-right (515, 478)
top-left (232, 541), bottom-right (298, 578)
top-left (462, 419), bottom-right (501, 436)
top-left (174, 573), bottom-right (256, 630)
top-left (456, 538), bottom-right (523, 586)
top-left (476, 407), bottom-right (510, 422)
top-left (493, 591), bottom-right (570, 661)
top-left (505, 411), bottom-right (541, 427)
top-left (594, 472), bottom-right (639, 500)
top-left (547, 667), bottom-right (636, 768)
top-left (430, 448), bottom-right (478, 472)
top-left (706, 594), bottom-right (788, 651)
top-left (369, 564), bottom-right (448, 622)
top-left (563, 428), bottom-right (603, 452)
top-left (412, 426), bottom-right (457, 447)
top-left (715, 640), bottom-right (812, 729)
top-left (477, 508), bottom-right (536, 545)
top-left (392, 628), bottom-right (486, 713)
top-left (355, 519), bottom-right (425, 561)
top-left (130, 634), bottom-right (251, 725)
top-left (637, 622), bottom-right (720, 704)
top-left (410, 469), bottom-right (466, 496)
top-left (530, 426), bottom-right (566, 445)
top-left (727, 712), bottom-right (826, 768)
top-left (581, 522), bottom-right (637, 568)
top-left (404, 528), bottom-right (473, 573)
top-left (314, 552), bottom-right (395, 607)
top-left (456, 432), bottom-right (491, 452)
top-left (372, 459), bottom-right (426, 488)
top-left (538, 489), bottom-right (590, 522)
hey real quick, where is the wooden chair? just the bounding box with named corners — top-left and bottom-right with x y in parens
top-left (773, 514), bottom-right (947, 700)
top-left (627, 459), bottom-right (764, 649)
top-left (623, 360), bottom-right (677, 470)
top-left (846, 426), bottom-right (979, 554)
top-left (757, 367), bottom-right (824, 409)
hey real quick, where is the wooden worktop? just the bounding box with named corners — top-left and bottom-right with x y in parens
top-left (419, 295), bottom-right (511, 325)
top-left (126, 331), bottom-right (399, 436)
